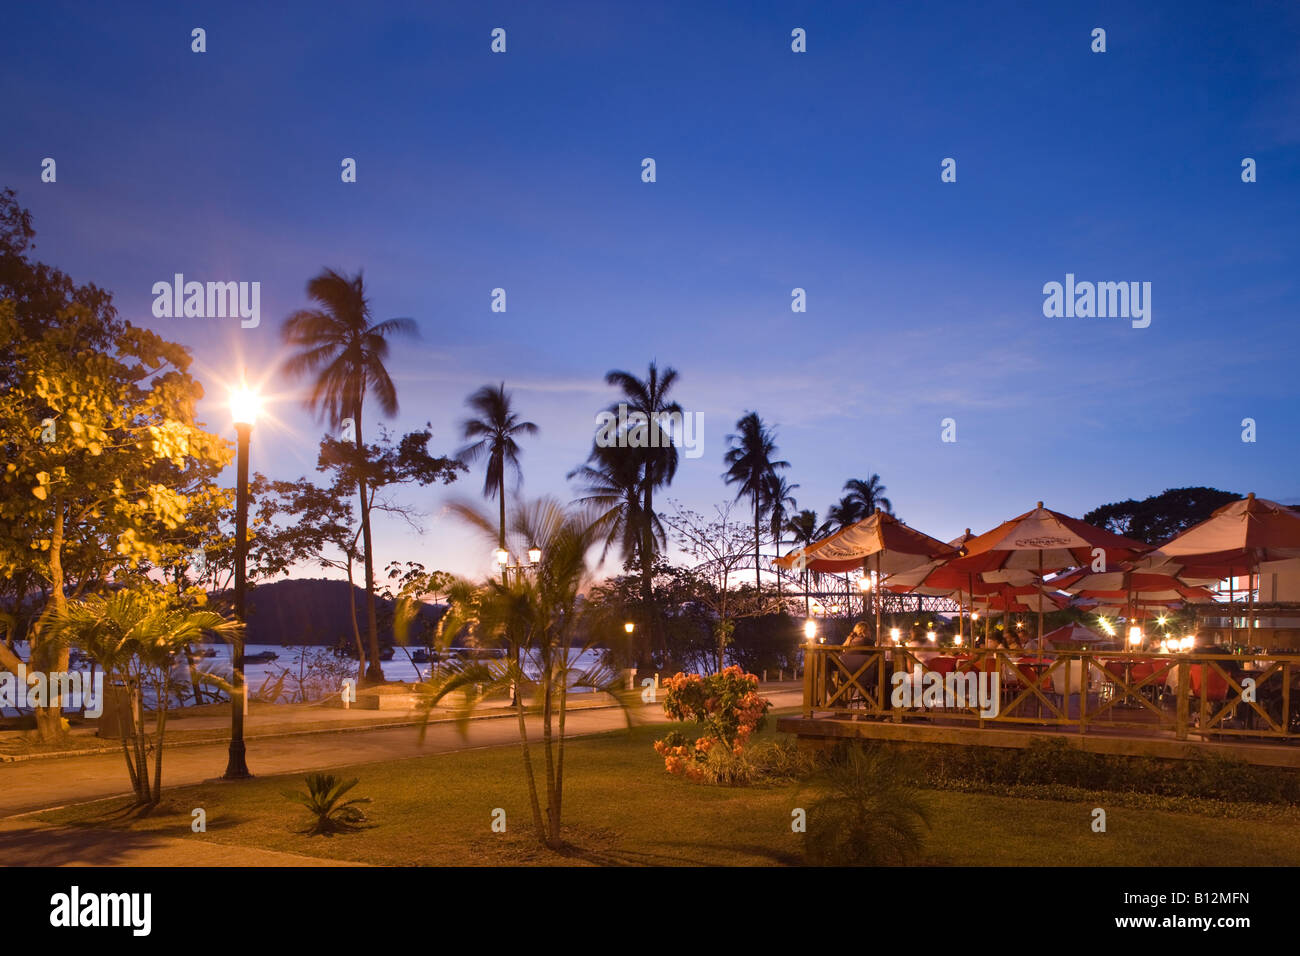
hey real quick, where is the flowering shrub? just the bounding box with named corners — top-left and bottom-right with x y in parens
top-left (653, 666), bottom-right (771, 780)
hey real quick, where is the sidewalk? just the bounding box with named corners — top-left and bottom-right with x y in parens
top-left (2, 683), bottom-right (768, 761)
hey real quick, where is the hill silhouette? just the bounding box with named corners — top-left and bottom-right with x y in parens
top-left (233, 577), bottom-right (447, 648)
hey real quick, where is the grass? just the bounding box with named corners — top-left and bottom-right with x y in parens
top-left (35, 716), bottom-right (1300, 866)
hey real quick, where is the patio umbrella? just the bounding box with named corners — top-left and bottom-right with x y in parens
top-left (1041, 622), bottom-right (1110, 647)
top-left (1144, 494), bottom-right (1300, 576)
top-left (1140, 494), bottom-right (1300, 642)
top-left (1056, 567), bottom-right (1219, 629)
top-left (947, 502), bottom-right (1151, 649)
top-left (887, 552), bottom-right (1037, 645)
top-left (776, 509), bottom-right (956, 641)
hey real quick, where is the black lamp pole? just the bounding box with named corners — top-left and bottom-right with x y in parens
top-left (223, 419), bottom-right (253, 780)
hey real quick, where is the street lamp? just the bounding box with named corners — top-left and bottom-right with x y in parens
top-left (624, 622), bottom-right (635, 635)
top-left (223, 383), bottom-right (260, 780)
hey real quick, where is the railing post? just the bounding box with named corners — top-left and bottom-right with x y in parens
top-left (1282, 660), bottom-right (1291, 739)
top-left (1176, 657), bottom-right (1190, 741)
top-left (891, 646), bottom-right (903, 723)
top-left (1079, 652), bottom-right (1088, 735)
top-left (802, 648), bottom-right (813, 718)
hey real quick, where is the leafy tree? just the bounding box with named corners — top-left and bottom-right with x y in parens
top-left (0, 259), bottom-right (229, 738)
top-left (722, 411), bottom-right (790, 592)
top-left (1084, 487), bottom-right (1240, 546)
top-left (663, 500), bottom-right (778, 671)
top-left (281, 267), bottom-right (417, 683)
top-left (581, 559), bottom-right (714, 674)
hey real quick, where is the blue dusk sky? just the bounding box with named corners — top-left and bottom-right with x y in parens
top-left (3, 0), bottom-right (1298, 581)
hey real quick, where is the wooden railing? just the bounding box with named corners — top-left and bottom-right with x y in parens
top-left (801, 645), bottom-right (1300, 741)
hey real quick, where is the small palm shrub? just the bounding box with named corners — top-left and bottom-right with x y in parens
top-left (803, 743), bottom-right (930, 866)
top-left (283, 773), bottom-right (371, 835)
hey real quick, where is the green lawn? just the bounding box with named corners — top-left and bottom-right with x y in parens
top-left (37, 719), bottom-right (1300, 866)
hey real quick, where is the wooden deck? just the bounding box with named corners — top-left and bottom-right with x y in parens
top-left (786, 645), bottom-right (1300, 768)
top-left (777, 714), bottom-right (1300, 768)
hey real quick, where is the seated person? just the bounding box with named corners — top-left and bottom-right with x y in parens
top-left (842, 621), bottom-right (872, 646)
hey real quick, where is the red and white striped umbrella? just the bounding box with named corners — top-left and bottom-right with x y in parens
top-left (946, 503), bottom-right (1150, 647)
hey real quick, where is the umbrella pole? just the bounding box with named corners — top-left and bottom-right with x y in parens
top-left (1229, 576), bottom-right (1235, 645)
top-left (1247, 554), bottom-right (1256, 649)
top-left (875, 552), bottom-right (883, 642)
top-left (968, 572), bottom-right (975, 647)
top-left (1037, 550), bottom-right (1045, 652)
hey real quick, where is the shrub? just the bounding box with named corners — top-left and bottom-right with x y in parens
top-left (653, 666), bottom-right (771, 781)
top-left (803, 743), bottom-right (930, 866)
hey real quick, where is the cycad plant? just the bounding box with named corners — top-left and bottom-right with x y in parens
top-left (51, 585), bottom-right (242, 808)
top-left (803, 742), bottom-right (931, 866)
top-left (282, 773), bottom-right (371, 835)
top-left (418, 496), bottom-right (631, 850)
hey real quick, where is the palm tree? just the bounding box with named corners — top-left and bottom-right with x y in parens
top-left (419, 497), bottom-right (630, 850)
top-left (602, 361), bottom-right (682, 652)
top-left (456, 383), bottom-right (539, 559)
top-left (569, 444), bottom-right (659, 570)
top-left (785, 509), bottom-right (830, 617)
top-left (766, 475), bottom-right (799, 599)
top-left (827, 494), bottom-right (864, 530)
top-left (52, 587), bottom-right (242, 808)
top-left (843, 475), bottom-right (892, 518)
top-left (282, 268), bottom-right (415, 683)
top-left (723, 411), bottom-right (790, 591)
top-left (569, 445), bottom-right (662, 669)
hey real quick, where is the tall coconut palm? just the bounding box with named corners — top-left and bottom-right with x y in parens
top-left (282, 267), bottom-right (415, 683)
top-left (767, 475), bottom-right (799, 599)
top-left (843, 475), bottom-right (892, 518)
top-left (602, 361), bottom-right (682, 649)
top-left (568, 444), bottom-right (658, 569)
top-left (457, 383), bottom-right (539, 560)
top-left (785, 509), bottom-right (830, 617)
top-left (827, 494), bottom-right (865, 530)
top-left (723, 411), bottom-right (790, 591)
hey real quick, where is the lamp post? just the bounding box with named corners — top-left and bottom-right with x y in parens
top-left (223, 384), bottom-right (260, 780)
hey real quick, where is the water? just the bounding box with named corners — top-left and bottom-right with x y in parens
top-left (1, 642), bottom-right (611, 715)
